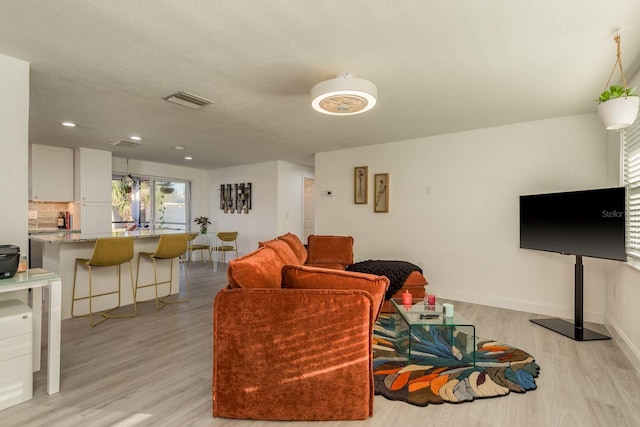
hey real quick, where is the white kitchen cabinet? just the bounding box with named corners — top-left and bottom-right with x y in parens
top-left (78, 201), bottom-right (112, 234)
top-left (30, 144), bottom-right (74, 201)
top-left (75, 147), bottom-right (111, 203)
top-left (74, 147), bottom-right (112, 234)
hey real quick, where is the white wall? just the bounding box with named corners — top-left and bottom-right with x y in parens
top-left (604, 69), bottom-right (640, 372)
top-left (316, 113), bottom-right (612, 323)
top-left (112, 157), bottom-right (209, 226)
top-left (0, 53), bottom-right (29, 258)
top-left (208, 161), bottom-right (279, 256)
top-left (277, 161), bottom-right (315, 237)
top-left (207, 160), bottom-right (314, 257)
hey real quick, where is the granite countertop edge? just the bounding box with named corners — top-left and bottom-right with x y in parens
top-left (29, 229), bottom-right (188, 244)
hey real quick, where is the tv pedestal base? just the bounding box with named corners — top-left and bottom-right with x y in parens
top-left (530, 254), bottom-right (611, 342)
top-left (530, 318), bottom-right (610, 341)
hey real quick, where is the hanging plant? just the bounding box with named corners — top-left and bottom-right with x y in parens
top-left (111, 180), bottom-right (132, 219)
top-left (160, 182), bottom-right (175, 194)
top-left (596, 31), bottom-right (639, 130)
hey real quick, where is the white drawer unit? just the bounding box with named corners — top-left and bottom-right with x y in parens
top-left (0, 300), bottom-right (33, 411)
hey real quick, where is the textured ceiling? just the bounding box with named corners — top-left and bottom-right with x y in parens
top-left (1, 1), bottom-right (640, 169)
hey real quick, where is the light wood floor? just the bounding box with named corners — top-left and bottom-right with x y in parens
top-left (3, 262), bottom-right (640, 427)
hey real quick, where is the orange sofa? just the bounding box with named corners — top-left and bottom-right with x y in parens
top-left (213, 233), bottom-right (390, 420)
top-left (260, 232), bottom-right (426, 310)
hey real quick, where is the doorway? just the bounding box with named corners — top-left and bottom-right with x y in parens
top-left (303, 177), bottom-right (315, 243)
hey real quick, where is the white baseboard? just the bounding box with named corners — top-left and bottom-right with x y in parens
top-left (604, 314), bottom-right (640, 375)
top-left (434, 287), bottom-right (605, 324)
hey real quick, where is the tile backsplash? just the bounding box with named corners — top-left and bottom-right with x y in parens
top-left (29, 201), bottom-right (72, 229)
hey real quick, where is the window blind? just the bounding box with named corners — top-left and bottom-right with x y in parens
top-left (623, 118), bottom-right (640, 261)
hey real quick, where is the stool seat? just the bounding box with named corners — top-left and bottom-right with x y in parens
top-left (72, 237), bottom-right (136, 327)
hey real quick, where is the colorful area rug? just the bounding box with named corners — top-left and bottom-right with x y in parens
top-left (373, 316), bottom-right (540, 406)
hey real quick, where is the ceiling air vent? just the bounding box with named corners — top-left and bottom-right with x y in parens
top-left (110, 140), bottom-right (143, 147)
top-left (163, 91), bottom-right (214, 109)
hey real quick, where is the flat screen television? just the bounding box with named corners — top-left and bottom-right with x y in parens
top-left (519, 187), bottom-right (626, 262)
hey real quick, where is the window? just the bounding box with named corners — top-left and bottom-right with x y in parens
top-left (155, 181), bottom-right (188, 230)
top-left (623, 119), bottom-right (640, 261)
top-left (112, 176), bottom-right (190, 231)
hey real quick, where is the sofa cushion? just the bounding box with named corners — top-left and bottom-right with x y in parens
top-left (281, 265), bottom-right (389, 320)
top-left (304, 262), bottom-right (347, 271)
top-left (259, 239), bottom-right (300, 266)
top-left (306, 235), bottom-right (354, 267)
top-left (277, 232), bottom-right (308, 264)
top-left (227, 246), bottom-right (284, 289)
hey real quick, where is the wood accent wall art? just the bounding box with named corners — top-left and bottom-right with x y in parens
top-left (220, 183), bottom-right (252, 213)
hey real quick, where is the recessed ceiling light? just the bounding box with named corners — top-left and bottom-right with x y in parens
top-left (61, 122), bottom-right (76, 127)
top-left (174, 146), bottom-right (185, 150)
top-left (130, 136), bottom-right (142, 141)
top-left (184, 156), bottom-right (193, 160)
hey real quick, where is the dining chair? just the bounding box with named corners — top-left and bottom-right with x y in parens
top-left (186, 232), bottom-right (213, 268)
top-left (212, 232), bottom-right (239, 266)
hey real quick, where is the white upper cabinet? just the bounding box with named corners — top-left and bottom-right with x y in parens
top-left (74, 147), bottom-right (112, 203)
top-left (30, 144), bottom-right (74, 201)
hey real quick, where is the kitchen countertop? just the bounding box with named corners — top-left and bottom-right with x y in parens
top-left (29, 228), bottom-right (81, 235)
top-left (29, 229), bottom-right (187, 244)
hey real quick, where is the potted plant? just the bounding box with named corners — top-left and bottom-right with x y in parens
top-left (596, 85), bottom-right (639, 130)
top-left (194, 216), bottom-right (212, 234)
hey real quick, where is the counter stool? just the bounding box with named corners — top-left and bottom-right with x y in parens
top-left (72, 237), bottom-right (136, 327)
top-left (135, 234), bottom-right (189, 310)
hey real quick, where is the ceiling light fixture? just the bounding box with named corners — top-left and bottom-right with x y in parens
top-left (130, 135), bottom-right (142, 141)
top-left (61, 122), bottom-right (76, 127)
top-left (310, 73), bottom-right (377, 115)
top-left (163, 91), bottom-right (214, 109)
top-left (174, 145), bottom-right (185, 150)
top-left (184, 156), bottom-right (193, 160)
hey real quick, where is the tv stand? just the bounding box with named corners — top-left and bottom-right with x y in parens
top-left (530, 255), bottom-right (611, 341)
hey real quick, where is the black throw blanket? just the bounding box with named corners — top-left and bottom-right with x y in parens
top-left (346, 260), bottom-right (423, 300)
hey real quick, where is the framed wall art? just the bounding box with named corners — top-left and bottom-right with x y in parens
top-left (374, 173), bottom-right (389, 213)
top-left (220, 182), bottom-right (252, 213)
top-left (354, 166), bottom-right (368, 204)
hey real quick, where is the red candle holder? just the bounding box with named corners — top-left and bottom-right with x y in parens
top-left (402, 290), bottom-right (413, 306)
top-left (426, 294), bottom-right (436, 306)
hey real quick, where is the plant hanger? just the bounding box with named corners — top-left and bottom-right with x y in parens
top-left (600, 30), bottom-right (633, 99)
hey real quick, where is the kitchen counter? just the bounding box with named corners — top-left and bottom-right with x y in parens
top-left (29, 229), bottom-right (184, 244)
top-left (35, 229), bottom-right (189, 319)
top-left (28, 228), bottom-right (81, 235)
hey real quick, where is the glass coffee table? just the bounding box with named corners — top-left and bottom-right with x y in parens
top-left (390, 298), bottom-right (476, 365)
